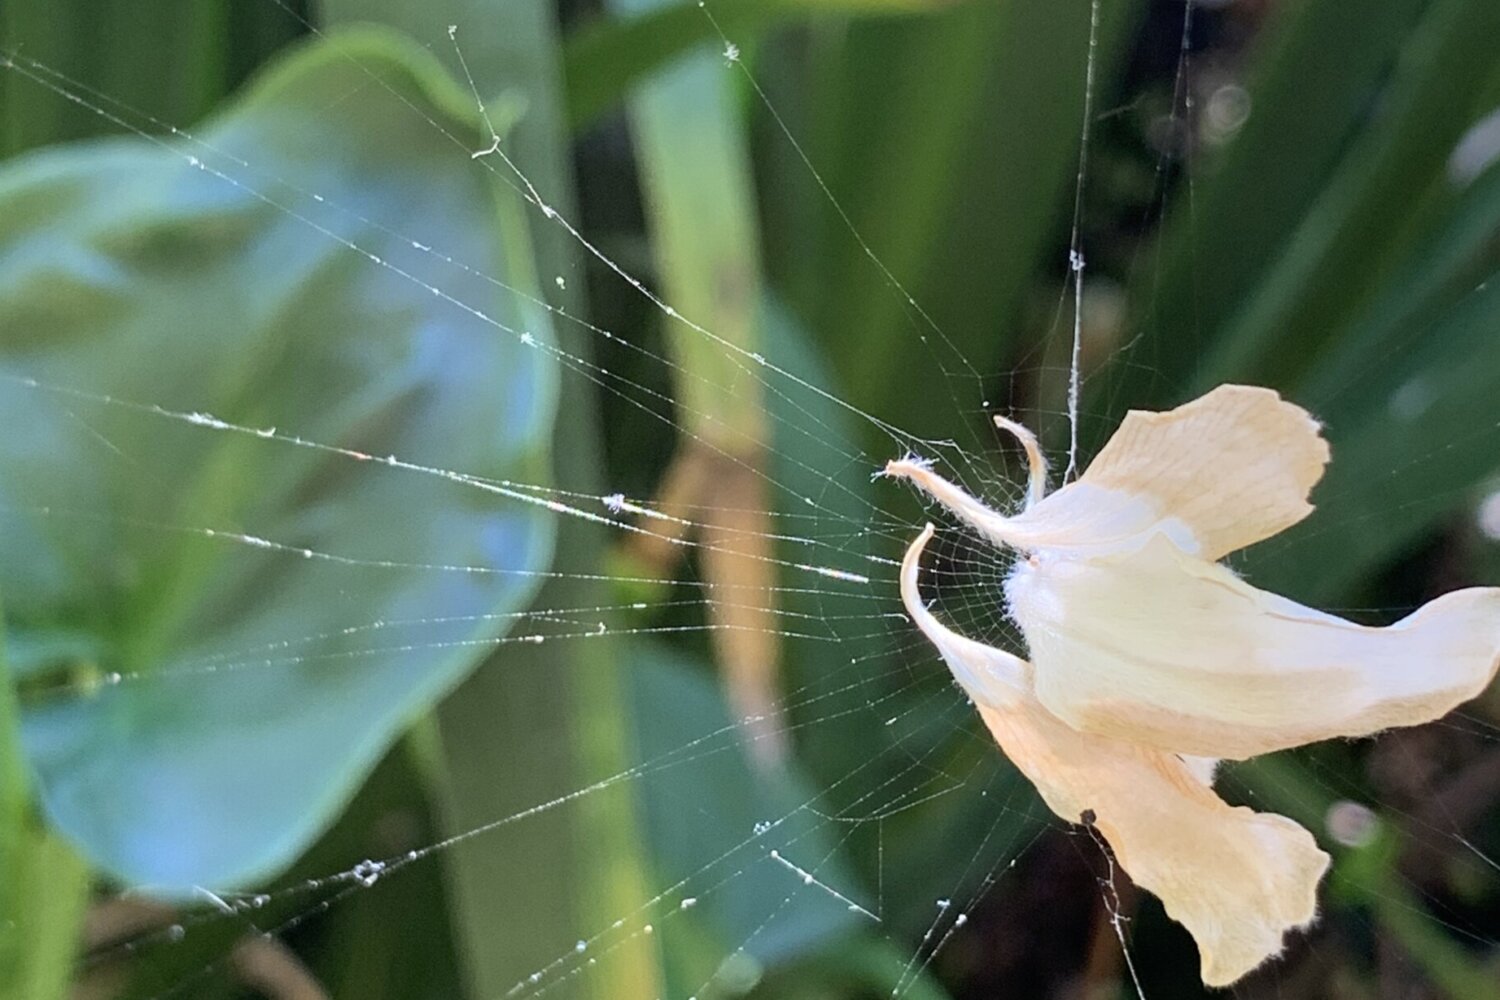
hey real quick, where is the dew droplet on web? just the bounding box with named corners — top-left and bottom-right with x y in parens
top-left (351, 858), bottom-right (385, 887)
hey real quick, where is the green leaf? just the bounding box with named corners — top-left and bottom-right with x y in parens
top-left (758, 294), bottom-right (1045, 935)
top-left (318, 4), bottom-right (667, 998)
top-left (0, 27), bottom-right (557, 888)
top-left (768, 0), bottom-right (1142, 443)
top-left (563, 0), bottom-right (952, 132)
top-left (1, 1), bottom-right (225, 157)
top-left (1191, 0), bottom-right (1500, 390)
top-left (756, 935), bottom-right (955, 1000)
top-left (611, 1), bottom-right (765, 441)
top-left (627, 642), bottom-right (861, 990)
top-left (1247, 273), bottom-right (1500, 601)
top-left (1116, 0), bottom-right (1432, 407)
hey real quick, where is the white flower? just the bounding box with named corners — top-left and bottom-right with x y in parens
top-left (887, 385), bottom-right (1500, 986)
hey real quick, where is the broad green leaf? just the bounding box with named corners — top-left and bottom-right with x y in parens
top-left (0, 28), bottom-right (557, 888)
top-left (319, 4), bottom-right (666, 998)
top-left (627, 642), bottom-right (861, 990)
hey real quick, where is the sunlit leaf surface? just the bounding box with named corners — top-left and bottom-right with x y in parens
top-left (0, 29), bottom-right (556, 887)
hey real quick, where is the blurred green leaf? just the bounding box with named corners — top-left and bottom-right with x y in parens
top-left (1299, 162), bottom-right (1500, 411)
top-left (0, 0), bottom-right (307, 159)
top-left (757, 293), bottom-right (1046, 934)
top-left (753, 935), bottom-right (953, 1000)
top-left (628, 642), bottom-right (862, 989)
top-left (0, 28), bottom-right (556, 888)
top-left (564, 0), bottom-right (953, 132)
top-left (611, 0), bottom-right (764, 439)
top-left (319, 3), bottom-right (667, 998)
top-left (770, 0), bottom-right (1142, 443)
top-left (1249, 273), bottom-right (1500, 601)
top-left (0, 830), bottom-right (88, 1000)
top-left (1103, 0), bottom-right (1500, 612)
top-left (1118, 0), bottom-right (1433, 407)
top-left (1193, 0), bottom-right (1500, 390)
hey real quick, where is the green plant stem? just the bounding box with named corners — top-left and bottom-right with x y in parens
top-left (0, 597), bottom-right (90, 1000)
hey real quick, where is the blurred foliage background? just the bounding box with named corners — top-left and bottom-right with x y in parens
top-left (2, 1), bottom-right (1500, 999)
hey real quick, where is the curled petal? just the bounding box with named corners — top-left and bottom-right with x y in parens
top-left (898, 522), bottom-right (1027, 709)
top-left (974, 699), bottom-right (1329, 987)
top-left (1007, 534), bottom-right (1500, 759)
top-left (897, 525), bottom-right (1328, 986)
top-left (887, 385), bottom-right (1328, 560)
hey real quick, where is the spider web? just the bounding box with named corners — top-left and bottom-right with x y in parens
top-left (3, 2), bottom-right (1500, 999)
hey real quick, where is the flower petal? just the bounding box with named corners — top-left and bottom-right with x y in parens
top-left (897, 522), bottom-right (1028, 709)
top-left (974, 698), bottom-right (1329, 987)
top-left (897, 524), bottom-right (1328, 986)
top-left (1054, 384), bottom-right (1329, 560)
top-left (887, 385), bottom-right (1328, 560)
top-left (1007, 534), bottom-right (1500, 758)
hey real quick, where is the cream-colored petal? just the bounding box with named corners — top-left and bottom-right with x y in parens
top-left (897, 522), bottom-right (1028, 709)
top-left (883, 458), bottom-right (1033, 552)
top-left (897, 525), bottom-right (1328, 986)
top-left (884, 456), bottom-right (1193, 559)
top-left (1003, 384), bottom-right (1329, 560)
top-left (975, 698), bottom-right (1329, 987)
top-left (992, 414), bottom-right (1049, 509)
top-left (888, 386), bottom-right (1328, 560)
top-left (1007, 533), bottom-right (1500, 759)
